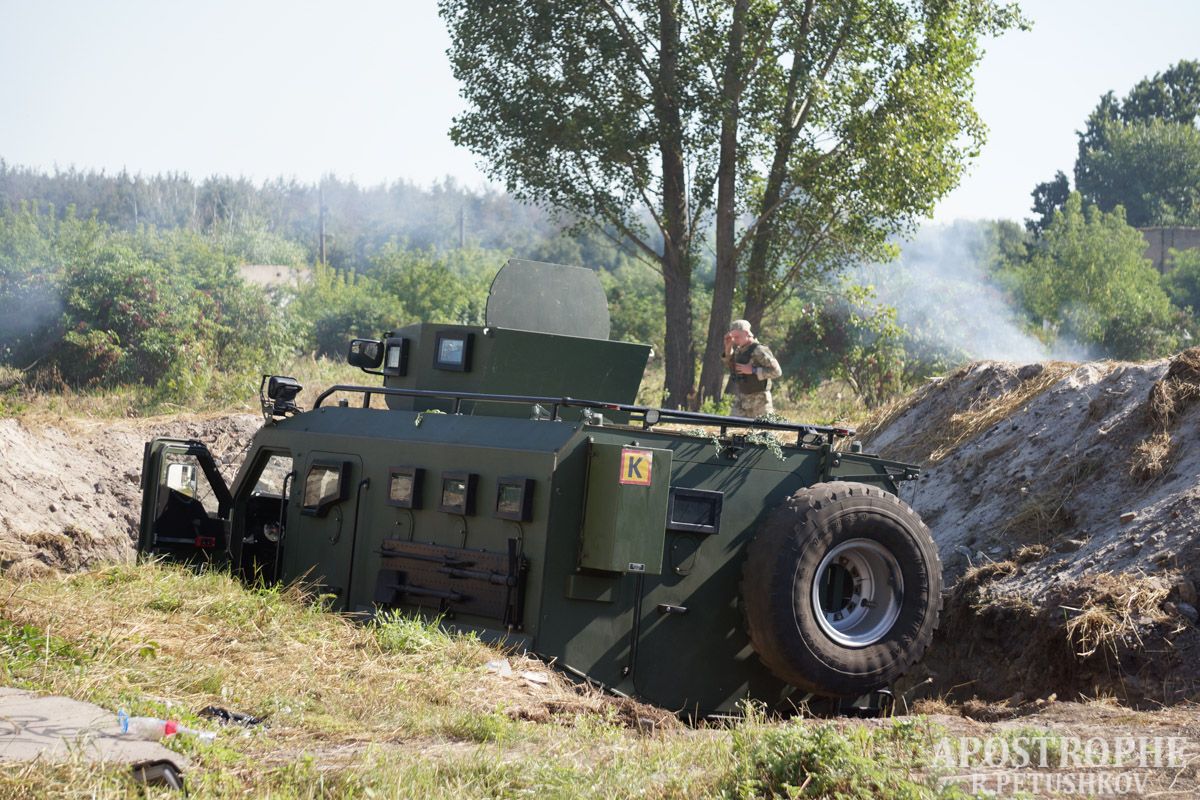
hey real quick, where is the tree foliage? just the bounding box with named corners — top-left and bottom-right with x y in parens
top-left (1076, 118), bottom-right (1200, 228)
top-left (1003, 194), bottom-right (1177, 359)
top-left (1162, 247), bottom-right (1200, 313)
top-left (440, 0), bottom-right (1023, 407)
top-left (1034, 60), bottom-right (1200, 229)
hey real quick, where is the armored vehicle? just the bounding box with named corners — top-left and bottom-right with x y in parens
top-left (138, 260), bottom-right (940, 715)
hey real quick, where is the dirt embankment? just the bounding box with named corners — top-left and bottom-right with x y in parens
top-left (865, 351), bottom-right (1200, 706)
top-left (0, 413), bottom-right (259, 579)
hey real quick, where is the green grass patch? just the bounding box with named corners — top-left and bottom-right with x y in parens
top-left (0, 562), bottom-right (968, 798)
top-left (723, 713), bottom-right (968, 799)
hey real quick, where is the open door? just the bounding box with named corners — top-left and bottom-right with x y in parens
top-left (138, 438), bottom-right (233, 562)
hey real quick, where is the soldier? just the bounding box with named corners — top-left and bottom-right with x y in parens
top-left (721, 319), bottom-right (782, 418)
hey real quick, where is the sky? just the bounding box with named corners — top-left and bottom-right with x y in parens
top-left (1, 1), bottom-right (1198, 225)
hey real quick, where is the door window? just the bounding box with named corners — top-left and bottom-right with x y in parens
top-left (252, 455), bottom-right (294, 497)
top-left (301, 462), bottom-right (348, 516)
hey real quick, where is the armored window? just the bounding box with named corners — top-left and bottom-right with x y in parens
top-left (386, 466), bottom-right (423, 509)
top-left (439, 471), bottom-right (477, 515)
top-left (494, 477), bottom-right (534, 521)
top-left (251, 454), bottom-right (293, 498)
top-left (383, 337), bottom-right (409, 376)
top-left (301, 462), bottom-right (349, 517)
top-left (160, 453), bottom-right (219, 517)
top-left (666, 487), bottom-right (723, 535)
top-left (433, 331), bottom-right (473, 371)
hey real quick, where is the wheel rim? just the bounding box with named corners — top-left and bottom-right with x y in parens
top-left (810, 538), bottom-right (903, 647)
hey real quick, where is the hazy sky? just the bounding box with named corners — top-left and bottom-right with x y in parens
top-left (2, 1), bottom-right (1198, 224)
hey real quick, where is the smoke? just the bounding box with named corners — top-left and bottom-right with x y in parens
top-left (0, 278), bottom-right (63, 367)
top-left (850, 221), bottom-right (1088, 364)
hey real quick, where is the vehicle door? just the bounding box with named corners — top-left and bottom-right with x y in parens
top-left (280, 452), bottom-right (363, 609)
top-left (138, 438), bottom-right (233, 563)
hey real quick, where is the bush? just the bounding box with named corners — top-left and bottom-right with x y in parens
top-left (1164, 247), bottom-right (1200, 311)
top-left (371, 245), bottom-right (497, 326)
top-left (292, 264), bottom-right (407, 357)
top-left (602, 262), bottom-right (665, 350)
top-left (1002, 193), bottom-right (1178, 359)
top-left (774, 284), bottom-right (945, 408)
top-left (722, 715), bottom-right (965, 799)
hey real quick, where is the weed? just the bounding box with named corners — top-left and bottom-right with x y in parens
top-left (722, 714), bottom-right (967, 799)
top-left (0, 619), bottom-right (89, 680)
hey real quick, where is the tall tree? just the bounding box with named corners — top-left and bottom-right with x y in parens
top-left (1038, 60), bottom-right (1200, 228)
top-left (440, 0), bottom-right (1022, 408)
top-left (1027, 170), bottom-right (1070, 234)
top-left (1077, 118), bottom-right (1200, 227)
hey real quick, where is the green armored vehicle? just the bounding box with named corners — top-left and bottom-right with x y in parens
top-left (138, 260), bottom-right (940, 715)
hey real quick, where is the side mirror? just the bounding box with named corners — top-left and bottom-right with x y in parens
top-left (347, 338), bottom-right (384, 369)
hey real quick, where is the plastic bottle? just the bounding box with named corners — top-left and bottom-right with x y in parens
top-left (117, 710), bottom-right (216, 743)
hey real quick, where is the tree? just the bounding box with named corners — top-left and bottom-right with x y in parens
top-left (1043, 60), bottom-right (1200, 228)
top-left (1027, 170), bottom-right (1070, 234)
top-left (1076, 118), bottom-right (1200, 228)
top-left (440, 0), bottom-right (1023, 408)
top-left (1163, 247), bottom-right (1200, 312)
top-left (1006, 193), bottom-right (1177, 359)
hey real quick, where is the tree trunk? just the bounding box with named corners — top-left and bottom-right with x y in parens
top-left (742, 58), bottom-right (804, 331)
top-left (657, 0), bottom-right (694, 409)
top-left (696, 0), bottom-right (749, 410)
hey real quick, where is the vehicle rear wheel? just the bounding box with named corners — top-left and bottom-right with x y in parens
top-left (741, 481), bottom-right (941, 698)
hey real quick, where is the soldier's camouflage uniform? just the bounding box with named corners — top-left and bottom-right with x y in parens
top-left (722, 340), bottom-right (782, 418)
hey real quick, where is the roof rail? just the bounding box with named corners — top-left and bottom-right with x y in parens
top-left (312, 384), bottom-right (855, 443)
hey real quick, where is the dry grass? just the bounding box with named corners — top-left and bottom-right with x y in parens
top-left (0, 562), bottom-right (727, 798)
top-left (855, 378), bottom-right (939, 443)
top-left (1062, 572), bottom-right (1173, 658)
top-left (0, 562), bottom-right (988, 799)
top-left (959, 560), bottom-right (1018, 588)
top-left (1147, 347), bottom-right (1200, 429)
top-left (926, 363), bottom-right (1075, 464)
top-left (3, 356), bottom-right (364, 421)
top-left (1130, 430), bottom-right (1175, 481)
top-left (0, 562), bottom-right (669, 739)
top-left (998, 489), bottom-right (1075, 544)
top-left (1129, 349), bottom-right (1200, 483)
top-left (1014, 543), bottom-right (1050, 565)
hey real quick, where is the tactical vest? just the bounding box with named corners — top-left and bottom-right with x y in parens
top-left (732, 342), bottom-right (768, 393)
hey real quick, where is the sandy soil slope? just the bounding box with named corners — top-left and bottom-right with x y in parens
top-left (0, 413), bottom-right (260, 579)
top-left (865, 351), bottom-right (1200, 705)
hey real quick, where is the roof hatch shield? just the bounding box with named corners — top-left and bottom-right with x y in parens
top-left (485, 259), bottom-right (611, 340)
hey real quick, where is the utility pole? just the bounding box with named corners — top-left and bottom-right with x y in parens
top-left (458, 204), bottom-right (465, 249)
top-left (318, 182), bottom-right (327, 265)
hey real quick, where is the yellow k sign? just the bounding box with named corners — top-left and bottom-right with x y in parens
top-left (618, 447), bottom-right (653, 486)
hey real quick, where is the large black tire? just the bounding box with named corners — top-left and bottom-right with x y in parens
top-left (741, 481), bottom-right (942, 698)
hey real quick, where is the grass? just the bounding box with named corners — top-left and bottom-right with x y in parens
top-left (1129, 431), bottom-right (1174, 481)
top-left (0, 562), bottom-right (973, 799)
top-left (1061, 572), bottom-right (1173, 658)
top-left (0, 356), bottom-right (364, 420)
top-left (926, 364), bottom-right (1075, 464)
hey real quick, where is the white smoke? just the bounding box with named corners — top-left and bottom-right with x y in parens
top-left (850, 221), bottom-right (1088, 363)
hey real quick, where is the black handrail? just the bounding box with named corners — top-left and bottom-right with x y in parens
top-left (312, 383), bottom-right (855, 441)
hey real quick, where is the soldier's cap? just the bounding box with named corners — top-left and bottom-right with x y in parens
top-left (729, 319), bottom-right (752, 334)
